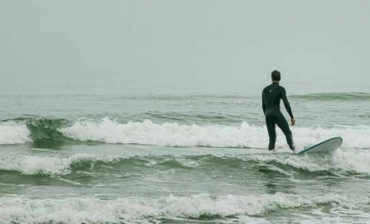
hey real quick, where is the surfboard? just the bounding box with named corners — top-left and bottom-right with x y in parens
top-left (297, 137), bottom-right (343, 154)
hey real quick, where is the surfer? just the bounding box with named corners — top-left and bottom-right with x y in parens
top-left (262, 70), bottom-right (296, 152)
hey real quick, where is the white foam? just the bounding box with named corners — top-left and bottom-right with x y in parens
top-left (1, 148), bottom-right (370, 176)
top-left (61, 118), bottom-right (370, 149)
top-left (0, 153), bottom-right (201, 176)
top-left (0, 121), bottom-right (31, 145)
top-left (247, 148), bottom-right (370, 175)
top-left (0, 153), bottom-right (122, 175)
top-left (0, 193), bottom-right (368, 224)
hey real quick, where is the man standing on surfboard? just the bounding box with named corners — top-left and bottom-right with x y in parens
top-left (262, 70), bottom-right (296, 152)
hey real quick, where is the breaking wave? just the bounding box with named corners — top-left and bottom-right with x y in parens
top-left (0, 193), bottom-right (368, 224)
top-left (1, 117), bottom-right (370, 149)
top-left (1, 148), bottom-right (370, 176)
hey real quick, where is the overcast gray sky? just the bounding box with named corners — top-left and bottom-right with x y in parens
top-left (0, 1), bottom-right (369, 95)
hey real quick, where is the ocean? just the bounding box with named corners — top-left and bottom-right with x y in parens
top-left (1, 86), bottom-right (370, 224)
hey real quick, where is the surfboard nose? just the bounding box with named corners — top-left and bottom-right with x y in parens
top-left (298, 137), bottom-right (343, 154)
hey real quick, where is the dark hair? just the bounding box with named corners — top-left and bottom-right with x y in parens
top-left (271, 70), bottom-right (281, 81)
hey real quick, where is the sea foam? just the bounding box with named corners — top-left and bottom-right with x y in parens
top-left (1, 149), bottom-right (370, 176)
top-left (0, 121), bottom-right (31, 145)
top-left (0, 153), bottom-right (121, 175)
top-left (61, 118), bottom-right (370, 149)
top-left (247, 148), bottom-right (370, 175)
top-left (0, 193), bottom-right (368, 224)
top-left (1, 118), bottom-right (370, 149)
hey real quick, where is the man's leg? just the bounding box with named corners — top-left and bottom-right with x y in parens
top-left (276, 113), bottom-right (295, 150)
top-left (266, 117), bottom-right (276, 150)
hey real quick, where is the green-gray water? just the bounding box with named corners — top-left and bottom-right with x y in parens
top-left (1, 89), bottom-right (370, 223)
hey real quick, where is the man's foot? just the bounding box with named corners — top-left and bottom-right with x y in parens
top-left (269, 148), bottom-right (276, 153)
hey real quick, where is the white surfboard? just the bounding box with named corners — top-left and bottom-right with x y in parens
top-left (298, 137), bottom-right (343, 154)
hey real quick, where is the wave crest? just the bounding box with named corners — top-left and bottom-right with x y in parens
top-left (61, 118), bottom-right (370, 149)
top-left (1, 118), bottom-right (370, 149)
top-left (0, 121), bottom-right (31, 144)
top-left (1, 149), bottom-right (370, 177)
top-left (292, 92), bottom-right (370, 101)
top-left (0, 193), bottom-right (368, 223)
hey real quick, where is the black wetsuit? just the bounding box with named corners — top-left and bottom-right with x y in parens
top-left (262, 82), bottom-right (295, 151)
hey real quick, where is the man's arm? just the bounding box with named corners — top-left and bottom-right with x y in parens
top-left (262, 92), bottom-right (266, 115)
top-left (281, 88), bottom-right (294, 118)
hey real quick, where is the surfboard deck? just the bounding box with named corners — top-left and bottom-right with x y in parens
top-left (297, 137), bottom-right (343, 154)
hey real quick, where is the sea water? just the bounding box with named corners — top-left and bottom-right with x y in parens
top-left (1, 85), bottom-right (370, 224)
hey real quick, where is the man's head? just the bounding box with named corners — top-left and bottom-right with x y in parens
top-left (271, 70), bottom-right (281, 82)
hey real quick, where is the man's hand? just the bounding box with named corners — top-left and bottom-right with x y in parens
top-left (291, 118), bottom-right (296, 126)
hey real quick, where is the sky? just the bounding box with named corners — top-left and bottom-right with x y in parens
top-left (0, 0), bottom-right (369, 95)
